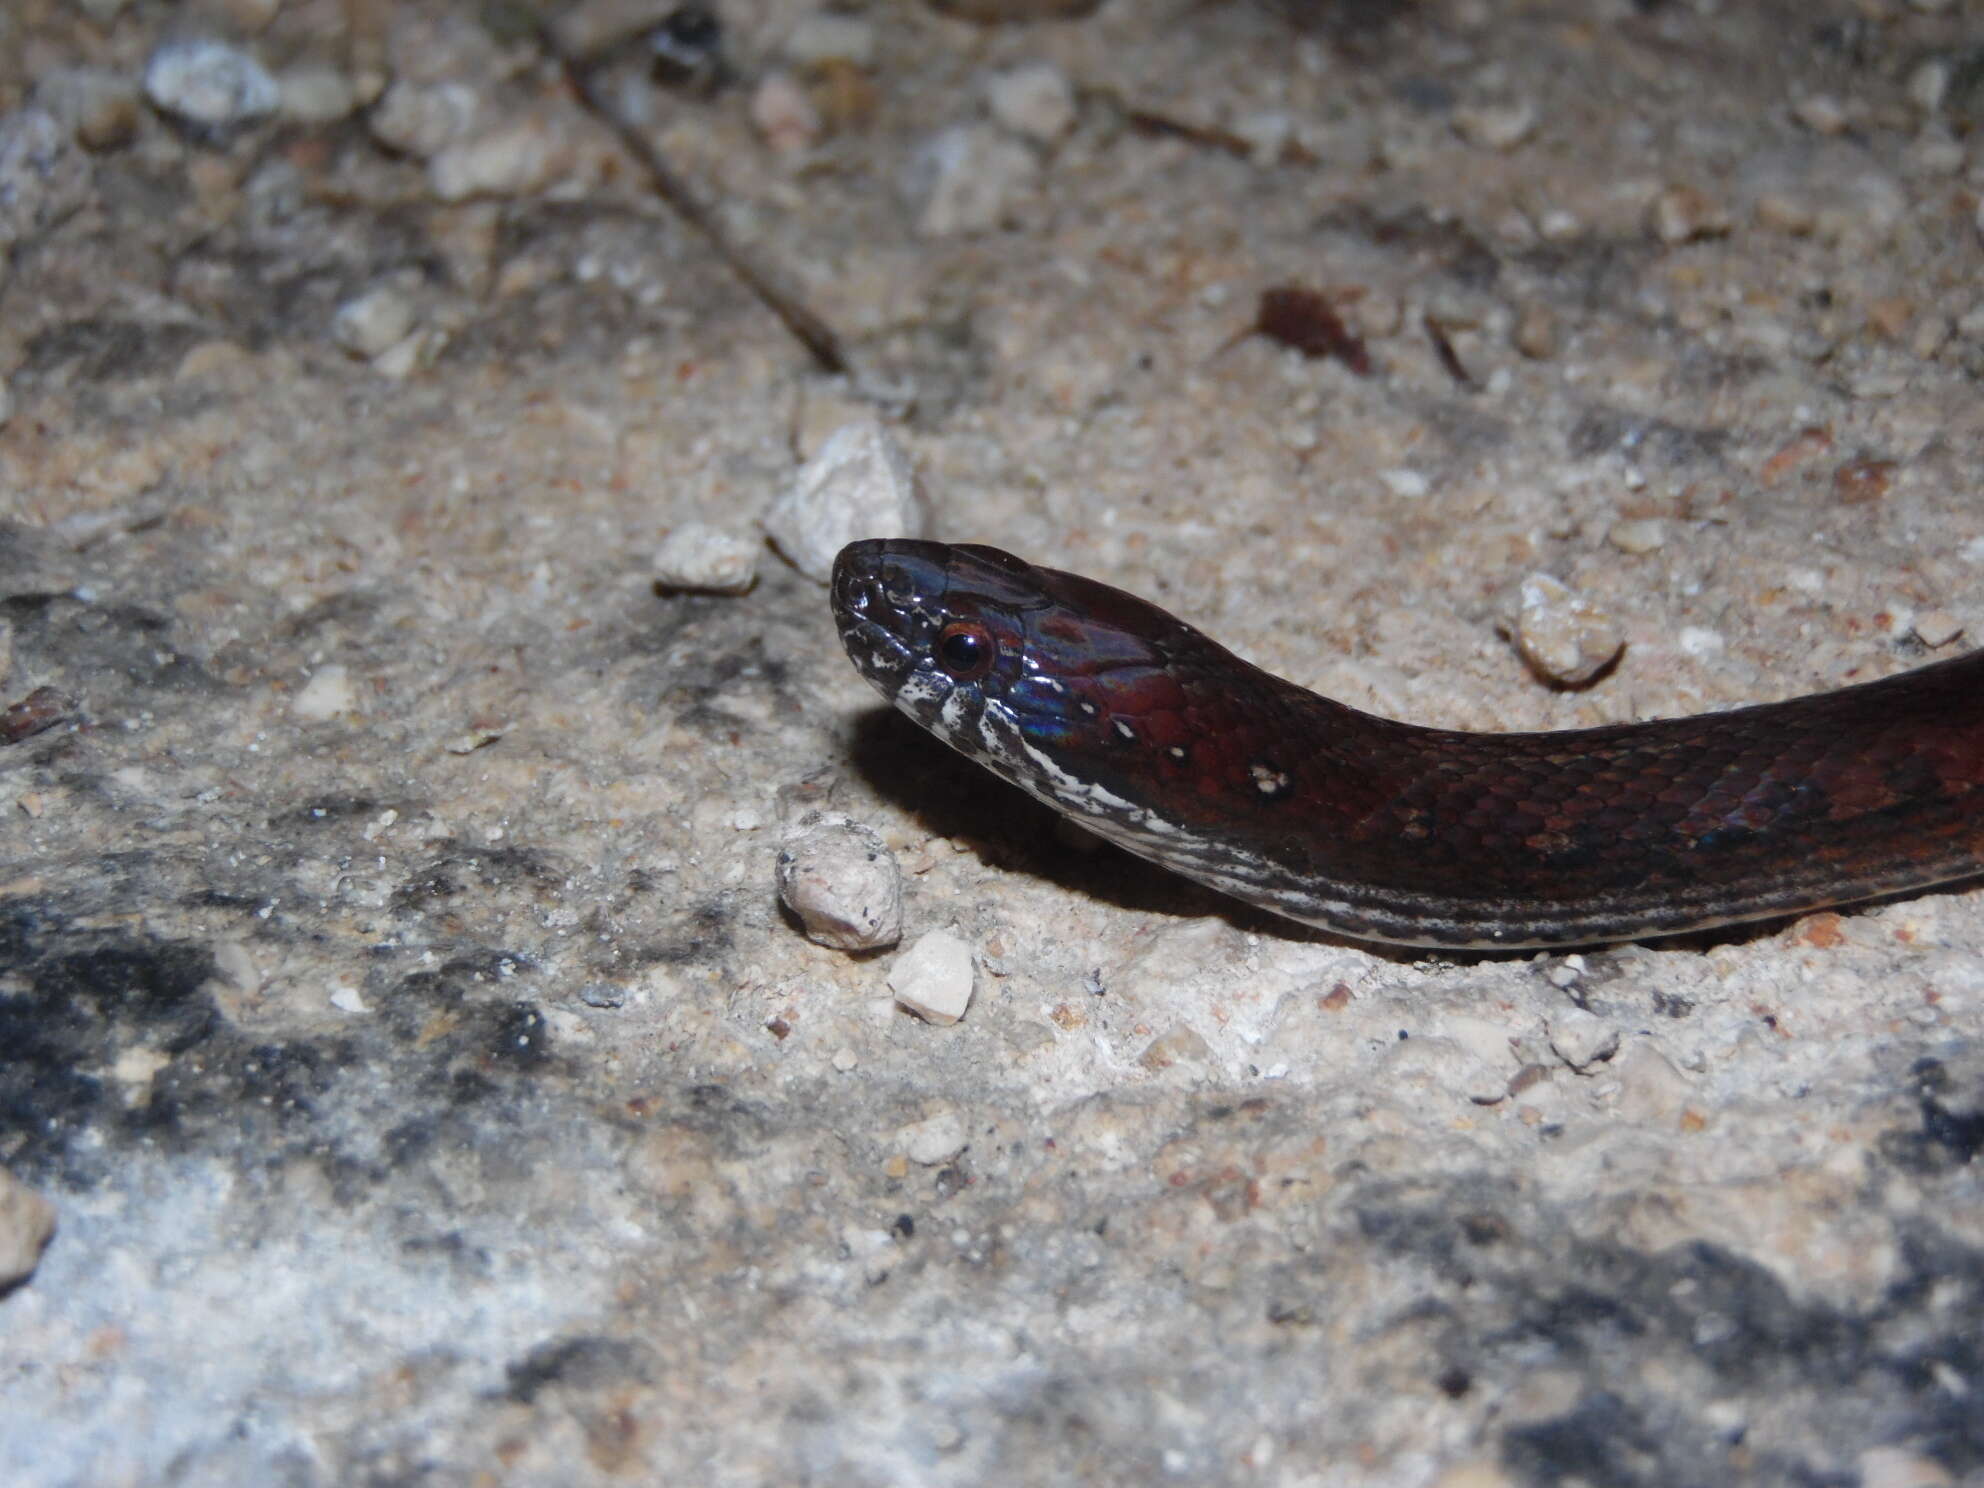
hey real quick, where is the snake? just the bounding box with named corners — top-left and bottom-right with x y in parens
top-left (830, 539), bottom-right (1984, 950)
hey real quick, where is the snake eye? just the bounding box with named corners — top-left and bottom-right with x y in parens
top-left (934, 621), bottom-right (996, 682)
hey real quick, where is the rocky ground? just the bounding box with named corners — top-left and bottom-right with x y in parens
top-left (1, 0), bottom-right (1982, 1483)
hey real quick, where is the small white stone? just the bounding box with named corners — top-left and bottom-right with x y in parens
top-left (143, 39), bottom-right (279, 130)
top-left (654, 523), bottom-right (760, 594)
top-left (1453, 98), bottom-right (1536, 151)
top-left (329, 981), bottom-right (369, 1014)
top-left (1857, 1447), bottom-right (1954, 1488)
top-left (750, 71), bottom-right (821, 155)
top-left (1547, 1007), bottom-right (1619, 1071)
top-left (331, 285), bottom-right (418, 359)
top-left (1912, 609), bottom-right (1964, 648)
top-left (0, 1168), bottom-right (56, 1289)
top-left (368, 79), bottom-right (479, 159)
top-left (429, 119), bottom-right (563, 201)
top-left (887, 928), bottom-right (976, 1025)
top-left (765, 418), bottom-right (924, 582)
top-left (985, 62), bottom-right (1076, 143)
top-left (777, 815), bottom-right (904, 951)
top-left (370, 328), bottom-right (442, 382)
top-left (1906, 128), bottom-right (1965, 178)
top-left (1793, 94), bottom-right (1849, 136)
top-left (1514, 573), bottom-right (1625, 685)
top-left (111, 1046), bottom-right (171, 1085)
top-left (897, 1107), bottom-right (968, 1165)
top-left (1648, 184), bottom-right (1730, 244)
top-left (1678, 626), bottom-right (1724, 657)
top-left (1606, 518), bottom-right (1666, 555)
top-left (1907, 58), bottom-right (1950, 113)
top-left (291, 663), bottom-right (357, 721)
top-left (1537, 208), bottom-right (1582, 241)
top-left (903, 123), bottom-right (1037, 237)
top-left (1379, 467), bottom-right (1430, 500)
top-left (832, 1047), bottom-right (859, 1073)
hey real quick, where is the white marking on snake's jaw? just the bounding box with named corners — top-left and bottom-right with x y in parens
top-left (965, 700), bottom-right (1197, 851)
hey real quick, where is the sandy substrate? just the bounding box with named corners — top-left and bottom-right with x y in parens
top-left (1, 0), bottom-right (1982, 1483)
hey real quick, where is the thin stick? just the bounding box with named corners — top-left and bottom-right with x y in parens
top-left (542, 24), bottom-right (851, 377)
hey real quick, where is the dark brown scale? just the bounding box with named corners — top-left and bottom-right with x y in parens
top-left (830, 540), bottom-right (1984, 948)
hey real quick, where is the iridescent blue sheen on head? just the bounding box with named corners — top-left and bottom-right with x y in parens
top-left (830, 540), bottom-right (1222, 824)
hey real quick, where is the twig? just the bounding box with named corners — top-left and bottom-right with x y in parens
top-left (541, 23), bottom-right (850, 377)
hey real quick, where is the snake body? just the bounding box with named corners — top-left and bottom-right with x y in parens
top-left (830, 539), bottom-right (1984, 949)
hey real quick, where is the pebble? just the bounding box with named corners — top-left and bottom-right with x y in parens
top-left (1452, 98), bottom-right (1536, 151)
top-left (776, 815), bottom-right (903, 951)
top-left (291, 663), bottom-right (357, 721)
top-left (430, 117), bottom-right (565, 202)
top-left (1648, 184), bottom-right (1730, 244)
top-left (1511, 303), bottom-right (1558, 359)
top-left (1137, 1026), bottom-right (1212, 1074)
top-left (897, 1107), bottom-right (968, 1165)
top-left (1514, 574), bottom-right (1624, 686)
top-left (1548, 1007), bottom-right (1620, 1071)
top-left (0, 1167), bottom-right (56, 1288)
top-left (1857, 1449), bottom-right (1954, 1488)
top-left (368, 80), bottom-right (480, 160)
top-left (1904, 127), bottom-right (1964, 178)
top-left (886, 928), bottom-right (976, 1025)
top-left (903, 123), bottom-right (1037, 237)
top-left (750, 71), bottom-right (822, 155)
top-left (653, 523), bottom-right (760, 594)
top-left (985, 62), bottom-right (1076, 143)
top-left (1606, 518), bottom-right (1665, 555)
top-left (1912, 609), bottom-right (1964, 648)
top-left (33, 68), bottom-right (142, 151)
top-left (1907, 58), bottom-right (1950, 114)
top-left (0, 108), bottom-right (93, 253)
top-left (1793, 94), bottom-right (1849, 136)
top-left (1379, 467), bottom-right (1430, 500)
top-left (143, 39), bottom-right (280, 132)
top-left (1677, 625), bottom-right (1723, 658)
top-left (764, 418), bottom-right (924, 582)
top-left (370, 329), bottom-right (441, 382)
top-left (1536, 207), bottom-right (1581, 241)
top-left (1605, 1041), bottom-right (1694, 1128)
top-left (331, 284), bottom-right (419, 359)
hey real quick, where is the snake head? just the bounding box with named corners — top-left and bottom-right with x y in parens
top-left (830, 539), bottom-right (1033, 756)
top-left (830, 539), bottom-right (1222, 828)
